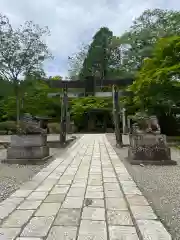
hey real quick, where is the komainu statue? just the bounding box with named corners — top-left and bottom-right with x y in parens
top-left (18, 113), bottom-right (46, 135)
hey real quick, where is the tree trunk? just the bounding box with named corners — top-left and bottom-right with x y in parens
top-left (16, 95), bottom-right (20, 126)
top-left (14, 79), bottom-right (20, 127)
top-left (112, 85), bottom-right (122, 147)
top-left (60, 84), bottom-right (67, 144)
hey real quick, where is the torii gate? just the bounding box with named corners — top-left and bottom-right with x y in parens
top-left (47, 76), bottom-right (133, 145)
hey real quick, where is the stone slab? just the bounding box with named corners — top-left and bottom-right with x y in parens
top-left (21, 216), bottom-right (54, 237)
top-left (107, 210), bottom-right (133, 225)
top-left (16, 238), bottom-right (42, 240)
top-left (0, 228), bottom-right (21, 240)
top-left (11, 190), bottom-right (32, 198)
top-left (117, 174), bottom-right (133, 181)
top-left (103, 178), bottom-right (118, 183)
top-left (105, 190), bottom-right (123, 198)
top-left (137, 220), bottom-right (171, 240)
top-left (88, 178), bottom-right (102, 185)
top-left (0, 203), bottom-right (18, 220)
top-left (78, 220), bottom-right (107, 240)
top-left (2, 197), bottom-right (24, 205)
top-left (130, 206), bottom-right (157, 220)
top-left (58, 177), bottom-right (73, 185)
top-left (121, 185), bottom-right (142, 195)
top-left (86, 191), bottom-right (104, 199)
top-left (82, 207), bottom-right (105, 221)
top-left (105, 198), bottom-right (128, 210)
top-left (87, 186), bottom-right (103, 192)
top-left (47, 226), bottom-right (77, 240)
top-left (35, 203), bottom-right (61, 216)
top-left (18, 201), bottom-right (42, 210)
top-left (54, 208), bottom-right (81, 226)
top-left (2, 210), bottom-right (34, 228)
top-left (71, 182), bottom-right (86, 188)
top-left (27, 191), bottom-right (48, 200)
top-left (67, 188), bottom-right (85, 197)
top-left (35, 183), bottom-right (55, 192)
top-left (44, 194), bottom-right (65, 203)
top-left (104, 183), bottom-right (120, 190)
top-left (50, 185), bottom-right (70, 194)
top-left (21, 181), bottom-right (40, 190)
top-left (109, 226), bottom-right (139, 240)
top-left (62, 197), bottom-right (83, 208)
top-left (88, 175), bottom-right (102, 181)
top-left (126, 195), bottom-right (149, 206)
top-left (84, 198), bottom-right (104, 208)
top-left (103, 173), bottom-right (116, 178)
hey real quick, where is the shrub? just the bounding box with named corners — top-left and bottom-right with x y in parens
top-left (0, 121), bottom-right (17, 134)
top-left (48, 122), bottom-right (60, 133)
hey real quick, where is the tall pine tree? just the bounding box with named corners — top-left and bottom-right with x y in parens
top-left (79, 27), bottom-right (113, 81)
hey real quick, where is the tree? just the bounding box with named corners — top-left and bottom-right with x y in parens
top-left (107, 36), bottom-right (133, 79)
top-left (79, 27), bottom-right (113, 81)
top-left (0, 14), bottom-right (52, 124)
top-left (2, 75), bottom-right (61, 121)
top-left (50, 75), bottom-right (62, 81)
top-left (68, 44), bottom-right (89, 80)
top-left (120, 9), bottom-right (180, 75)
top-left (129, 36), bottom-right (180, 114)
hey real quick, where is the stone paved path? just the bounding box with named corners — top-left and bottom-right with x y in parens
top-left (0, 134), bottom-right (172, 240)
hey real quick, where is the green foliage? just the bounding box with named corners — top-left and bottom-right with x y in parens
top-left (70, 97), bottom-right (112, 125)
top-left (68, 44), bottom-right (89, 80)
top-left (2, 8), bottom-right (180, 133)
top-left (69, 31), bottom-right (131, 80)
top-left (0, 121), bottom-right (16, 134)
top-left (79, 27), bottom-right (113, 79)
top-left (129, 36), bottom-right (180, 113)
top-left (0, 15), bottom-right (52, 81)
top-left (0, 14), bottom-right (52, 123)
top-left (50, 76), bottom-right (62, 81)
top-left (0, 79), bottom-right (14, 98)
top-left (120, 9), bottom-right (180, 74)
top-left (1, 78), bottom-right (61, 120)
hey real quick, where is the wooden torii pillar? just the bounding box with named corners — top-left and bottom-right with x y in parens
top-left (60, 83), bottom-right (68, 144)
top-left (47, 76), bottom-right (133, 145)
top-left (112, 85), bottom-right (122, 146)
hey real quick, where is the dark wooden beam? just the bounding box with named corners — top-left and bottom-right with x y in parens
top-left (48, 78), bottom-right (133, 89)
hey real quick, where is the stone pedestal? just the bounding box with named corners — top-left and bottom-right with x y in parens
top-left (5, 135), bottom-right (50, 164)
top-left (128, 133), bottom-right (177, 165)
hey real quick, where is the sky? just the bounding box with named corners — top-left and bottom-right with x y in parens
top-left (0, 0), bottom-right (179, 78)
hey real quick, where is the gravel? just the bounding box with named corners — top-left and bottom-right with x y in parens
top-left (0, 135), bottom-right (78, 203)
top-left (106, 133), bottom-right (180, 240)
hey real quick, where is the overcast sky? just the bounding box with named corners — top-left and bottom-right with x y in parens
top-left (0, 0), bottom-right (179, 78)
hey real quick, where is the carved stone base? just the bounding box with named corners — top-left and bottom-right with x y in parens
top-left (5, 135), bottom-right (50, 164)
top-left (3, 155), bottom-right (51, 165)
top-left (7, 146), bottom-right (49, 159)
top-left (128, 147), bottom-right (177, 165)
top-left (10, 135), bottom-right (47, 147)
top-left (128, 133), bottom-right (177, 165)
